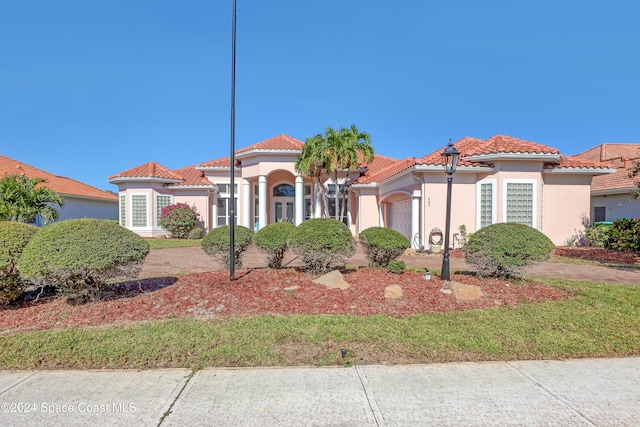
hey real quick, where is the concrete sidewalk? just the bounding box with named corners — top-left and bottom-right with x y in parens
top-left (1, 357), bottom-right (639, 426)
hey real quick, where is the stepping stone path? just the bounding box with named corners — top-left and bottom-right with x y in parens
top-left (384, 284), bottom-right (404, 299)
top-left (312, 270), bottom-right (350, 290)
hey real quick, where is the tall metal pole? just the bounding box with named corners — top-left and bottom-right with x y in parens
top-left (229, 0), bottom-right (237, 280)
top-left (441, 173), bottom-right (453, 281)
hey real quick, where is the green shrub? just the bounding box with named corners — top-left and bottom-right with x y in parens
top-left (387, 260), bottom-right (405, 274)
top-left (18, 219), bottom-right (150, 302)
top-left (188, 228), bottom-right (204, 240)
top-left (359, 227), bottom-right (410, 267)
top-left (201, 225), bottom-right (253, 268)
top-left (584, 224), bottom-right (612, 248)
top-left (465, 223), bottom-right (555, 279)
top-left (159, 203), bottom-right (200, 239)
top-left (253, 222), bottom-right (295, 269)
top-left (288, 218), bottom-right (356, 274)
top-left (0, 222), bottom-right (38, 307)
top-left (609, 218), bottom-right (640, 253)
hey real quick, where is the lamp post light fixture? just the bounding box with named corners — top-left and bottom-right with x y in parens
top-left (440, 139), bottom-right (460, 282)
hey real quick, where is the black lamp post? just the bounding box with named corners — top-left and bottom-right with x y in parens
top-left (440, 139), bottom-right (460, 281)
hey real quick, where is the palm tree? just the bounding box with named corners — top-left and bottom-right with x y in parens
top-left (0, 174), bottom-right (64, 224)
top-left (295, 133), bottom-right (331, 218)
top-left (331, 125), bottom-right (374, 222)
top-left (295, 125), bottom-right (374, 222)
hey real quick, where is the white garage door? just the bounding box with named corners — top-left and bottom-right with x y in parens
top-left (390, 200), bottom-right (412, 241)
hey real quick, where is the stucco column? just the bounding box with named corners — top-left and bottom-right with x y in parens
top-left (411, 191), bottom-right (421, 249)
top-left (379, 201), bottom-right (384, 226)
top-left (295, 175), bottom-right (303, 225)
top-left (242, 179), bottom-right (250, 228)
top-left (258, 175), bottom-right (267, 230)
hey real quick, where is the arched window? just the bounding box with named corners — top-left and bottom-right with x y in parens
top-left (273, 184), bottom-right (295, 197)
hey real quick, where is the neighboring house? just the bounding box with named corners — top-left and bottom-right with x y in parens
top-left (0, 154), bottom-right (119, 225)
top-left (109, 134), bottom-right (612, 246)
top-left (574, 143), bottom-right (640, 223)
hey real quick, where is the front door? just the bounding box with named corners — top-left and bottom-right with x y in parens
top-left (273, 197), bottom-right (295, 223)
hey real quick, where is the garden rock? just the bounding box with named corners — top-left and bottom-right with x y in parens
top-left (450, 281), bottom-right (483, 301)
top-left (384, 284), bottom-right (403, 299)
top-left (312, 270), bottom-right (350, 290)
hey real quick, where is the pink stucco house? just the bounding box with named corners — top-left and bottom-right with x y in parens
top-left (108, 134), bottom-right (612, 246)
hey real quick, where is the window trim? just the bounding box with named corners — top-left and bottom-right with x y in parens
top-left (119, 194), bottom-right (126, 227)
top-left (155, 194), bottom-right (173, 228)
top-left (476, 179), bottom-right (497, 230)
top-left (503, 179), bottom-right (537, 228)
top-left (130, 193), bottom-right (149, 229)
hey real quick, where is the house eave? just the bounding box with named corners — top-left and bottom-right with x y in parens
top-left (108, 177), bottom-right (183, 184)
top-left (60, 193), bottom-right (119, 203)
top-left (413, 164), bottom-right (494, 173)
top-left (235, 149), bottom-right (302, 159)
top-left (592, 187), bottom-right (637, 196)
top-left (464, 153), bottom-right (561, 162)
top-left (165, 184), bottom-right (217, 190)
top-left (195, 166), bottom-right (242, 172)
top-left (542, 167), bottom-right (616, 175)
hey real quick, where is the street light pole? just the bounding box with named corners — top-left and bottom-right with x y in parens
top-left (440, 139), bottom-right (460, 282)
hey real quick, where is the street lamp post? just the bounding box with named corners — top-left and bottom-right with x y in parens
top-left (440, 139), bottom-right (460, 282)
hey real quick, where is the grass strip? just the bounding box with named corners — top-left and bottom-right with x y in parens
top-left (145, 239), bottom-right (202, 250)
top-left (0, 278), bottom-right (638, 370)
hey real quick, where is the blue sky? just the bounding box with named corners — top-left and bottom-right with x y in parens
top-left (1, 0), bottom-right (638, 192)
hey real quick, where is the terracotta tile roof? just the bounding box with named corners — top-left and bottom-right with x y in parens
top-left (589, 157), bottom-right (638, 192)
top-left (108, 162), bottom-right (183, 181)
top-left (417, 137), bottom-right (488, 167)
top-left (0, 154), bottom-right (117, 201)
top-left (236, 134), bottom-right (305, 154)
top-left (357, 157), bottom-right (415, 184)
top-left (549, 156), bottom-right (613, 170)
top-left (170, 165), bottom-right (214, 187)
top-left (467, 135), bottom-right (559, 156)
top-left (195, 156), bottom-right (235, 168)
top-left (575, 143), bottom-right (640, 162)
top-left (574, 144), bottom-right (640, 193)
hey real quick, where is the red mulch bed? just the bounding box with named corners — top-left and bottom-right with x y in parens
top-left (0, 268), bottom-right (568, 335)
top-left (554, 247), bottom-right (640, 264)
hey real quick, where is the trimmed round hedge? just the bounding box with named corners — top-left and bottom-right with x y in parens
top-left (0, 221), bottom-right (39, 306)
top-left (359, 227), bottom-right (410, 267)
top-left (201, 225), bottom-right (253, 268)
top-left (465, 222), bottom-right (555, 279)
top-left (289, 218), bottom-right (356, 273)
top-left (253, 222), bottom-right (295, 269)
top-left (18, 219), bottom-right (150, 299)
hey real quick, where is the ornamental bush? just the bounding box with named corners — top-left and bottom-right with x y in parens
top-left (387, 260), bottom-right (405, 274)
top-left (359, 227), bottom-right (410, 267)
top-left (253, 222), bottom-right (295, 269)
top-left (188, 228), bottom-right (204, 240)
top-left (159, 203), bottom-right (200, 239)
top-left (465, 223), bottom-right (555, 279)
top-left (0, 222), bottom-right (39, 307)
top-left (288, 218), bottom-right (356, 274)
top-left (584, 224), bottom-right (612, 249)
top-left (201, 225), bottom-right (253, 268)
top-left (608, 218), bottom-right (640, 253)
top-left (18, 219), bottom-right (150, 302)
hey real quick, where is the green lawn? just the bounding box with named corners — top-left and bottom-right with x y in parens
top-left (1, 277), bottom-right (638, 370)
top-left (145, 238), bottom-right (202, 250)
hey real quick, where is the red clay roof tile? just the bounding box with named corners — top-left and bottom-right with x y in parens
top-left (1, 155), bottom-right (117, 201)
top-left (108, 161), bottom-right (182, 180)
